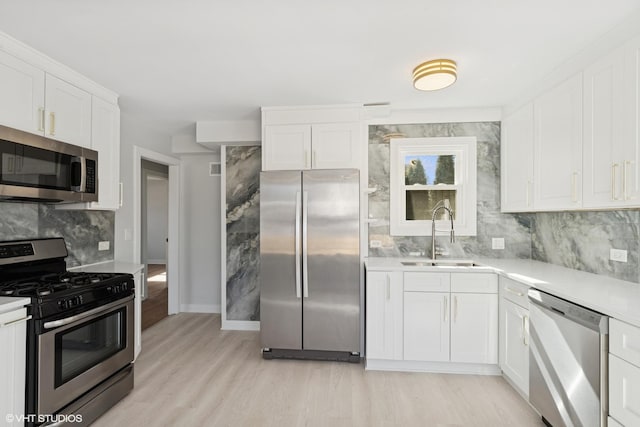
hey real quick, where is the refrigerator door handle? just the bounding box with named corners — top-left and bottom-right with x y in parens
top-left (295, 191), bottom-right (302, 299)
top-left (302, 190), bottom-right (309, 298)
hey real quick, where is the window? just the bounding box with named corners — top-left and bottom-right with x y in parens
top-left (390, 137), bottom-right (477, 236)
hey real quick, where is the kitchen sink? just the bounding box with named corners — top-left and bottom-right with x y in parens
top-left (400, 260), bottom-right (482, 267)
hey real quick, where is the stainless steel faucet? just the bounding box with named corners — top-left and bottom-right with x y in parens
top-left (431, 203), bottom-right (455, 260)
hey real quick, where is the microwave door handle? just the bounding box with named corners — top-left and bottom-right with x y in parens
top-left (70, 156), bottom-right (86, 192)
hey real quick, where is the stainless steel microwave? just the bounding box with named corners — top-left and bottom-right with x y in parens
top-left (0, 124), bottom-right (98, 203)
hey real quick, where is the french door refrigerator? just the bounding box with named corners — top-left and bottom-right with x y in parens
top-left (260, 169), bottom-right (360, 361)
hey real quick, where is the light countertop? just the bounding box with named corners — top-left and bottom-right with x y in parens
top-left (0, 296), bottom-right (31, 314)
top-left (69, 261), bottom-right (144, 275)
top-left (365, 257), bottom-right (640, 328)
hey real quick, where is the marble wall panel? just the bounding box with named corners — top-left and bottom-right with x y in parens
top-left (38, 205), bottom-right (115, 267)
top-left (0, 202), bottom-right (39, 240)
top-left (225, 146), bottom-right (261, 321)
top-left (368, 122), bottom-right (532, 260)
top-left (0, 202), bottom-right (114, 267)
top-left (532, 210), bottom-right (640, 282)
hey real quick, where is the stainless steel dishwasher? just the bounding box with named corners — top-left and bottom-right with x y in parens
top-left (528, 288), bottom-right (609, 427)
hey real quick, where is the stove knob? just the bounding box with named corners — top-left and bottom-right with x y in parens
top-left (58, 300), bottom-right (67, 309)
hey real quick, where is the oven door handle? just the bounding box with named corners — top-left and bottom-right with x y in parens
top-left (43, 295), bottom-right (133, 330)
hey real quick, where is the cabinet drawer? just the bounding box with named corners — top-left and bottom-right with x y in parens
top-left (451, 273), bottom-right (497, 293)
top-left (403, 272), bottom-right (450, 292)
top-left (500, 276), bottom-right (530, 308)
top-left (611, 318), bottom-right (640, 368)
top-left (609, 354), bottom-right (640, 427)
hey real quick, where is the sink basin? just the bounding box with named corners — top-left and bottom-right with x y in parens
top-left (400, 260), bottom-right (482, 267)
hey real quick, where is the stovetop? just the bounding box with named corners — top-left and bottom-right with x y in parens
top-left (0, 238), bottom-right (135, 320)
top-left (0, 271), bottom-right (128, 297)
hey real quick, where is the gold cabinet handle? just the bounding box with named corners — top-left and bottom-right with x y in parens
top-left (38, 107), bottom-right (45, 131)
top-left (49, 112), bottom-right (56, 136)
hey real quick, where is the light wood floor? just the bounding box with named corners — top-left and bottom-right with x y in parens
top-left (93, 313), bottom-right (544, 427)
top-left (142, 264), bottom-right (168, 330)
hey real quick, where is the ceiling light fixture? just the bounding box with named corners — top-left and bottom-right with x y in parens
top-left (412, 59), bottom-right (457, 91)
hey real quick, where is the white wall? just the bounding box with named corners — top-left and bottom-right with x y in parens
top-left (179, 153), bottom-right (221, 313)
top-left (115, 112), bottom-right (173, 264)
top-left (146, 177), bottom-right (168, 263)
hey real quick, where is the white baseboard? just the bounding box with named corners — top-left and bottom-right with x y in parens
top-left (365, 359), bottom-right (501, 375)
top-left (180, 304), bottom-right (220, 314)
top-left (221, 319), bottom-right (260, 331)
top-left (146, 259), bottom-right (167, 265)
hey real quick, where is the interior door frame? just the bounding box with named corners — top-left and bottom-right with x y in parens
top-left (133, 146), bottom-right (181, 314)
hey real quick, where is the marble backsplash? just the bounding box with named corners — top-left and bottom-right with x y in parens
top-left (0, 202), bottom-right (115, 267)
top-left (368, 122), bottom-right (532, 260)
top-left (225, 146), bottom-right (261, 321)
top-left (532, 210), bottom-right (640, 283)
top-left (368, 122), bottom-right (640, 284)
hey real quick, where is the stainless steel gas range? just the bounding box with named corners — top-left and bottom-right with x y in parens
top-left (0, 238), bottom-right (134, 427)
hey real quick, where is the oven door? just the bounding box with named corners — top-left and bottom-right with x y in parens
top-left (37, 295), bottom-right (134, 416)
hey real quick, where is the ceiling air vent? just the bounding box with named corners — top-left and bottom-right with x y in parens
top-left (209, 162), bottom-right (221, 176)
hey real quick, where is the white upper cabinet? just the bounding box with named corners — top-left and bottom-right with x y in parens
top-left (583, 45), bottom-right (629, 208)
top-left (263, 124), bottom-right (311, 170)
top-left (311, 122), bottom-right (360, 169)
top-left (533, 73), bottom-right (583, 210)
top-left (44, 74), bottom-right (92, 147)
top-left (89, 96), bottom-right (121, 210)
top-left (503, 33), bottom-right (640, 212)
top-left (501, 103), bottom-right (534, 212)
top-left (261, 105), bottom-right (362, 171)
top-left (0, 50), bottom-right (45, 134)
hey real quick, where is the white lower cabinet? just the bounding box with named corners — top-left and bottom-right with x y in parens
top-left (609, 355), bottom-right (640, 427)
top-left (365, 271), bottom-right (403, 360)
top-left (404, 291), bottom-right (449, 362)
top-left (366, 269), bottom-right (499, 372)
top-left (499, 299), bottom-right (529, 396)
top-left (498, 276), bottom-right (530, 397)
top-left (451, 292), bottom-right (498, 364)
top-left (609, 318), bottom-right (640, 427)
top-left (133, 269), bottom-right (143, 360)
top-left (0, 302), bottom-right (30, 427)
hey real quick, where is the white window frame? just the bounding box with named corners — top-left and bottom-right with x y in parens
top-left (390, 136), bottom-right (477, 236)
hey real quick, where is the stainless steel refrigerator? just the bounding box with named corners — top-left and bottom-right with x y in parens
top-left (260, 169), bottom-right (360, 361)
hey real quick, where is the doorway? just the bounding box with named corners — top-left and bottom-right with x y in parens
top-left (132, 146), bottom-right (181, 322)
top-left (141, 159), bottom-right (169, 329)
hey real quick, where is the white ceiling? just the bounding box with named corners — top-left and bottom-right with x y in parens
top-left (1, 0), bottom-right (639, 139)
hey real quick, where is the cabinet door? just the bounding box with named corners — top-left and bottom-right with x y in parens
top-left (450, 293), bottom-right (498, 364)
top-left (501, 103), bottom-right (534, 212)
top-left (44, 74), bottom-right (91, 147)
top-left (90, 97), bottom-right (121, 210)
top-left (366, 271), bottom-right (403, 360)
top-left (583, 46), bottom-right (628, 208)
top-left (0, 308), bottom-right (28, 426)
top-left (534, 73), bottom-right (583, 210)
top-left (263, 124), bottom-right (311, 170)
top-left (499, 299), bottom-right (529, 396)
top-left (610, 354), bottom-right (640, 427)
top-left (621, 35), bottom-right (640, 204)
top-left (0, 50), bottom-right (45, 134)
top-left (311, 122), bottom-right (361, 169)
top-left (404, 291), bottom-right (449, 362)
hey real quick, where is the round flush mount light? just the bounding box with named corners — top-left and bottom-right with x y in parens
top-left (412, 59), bottom-right (457, 91)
